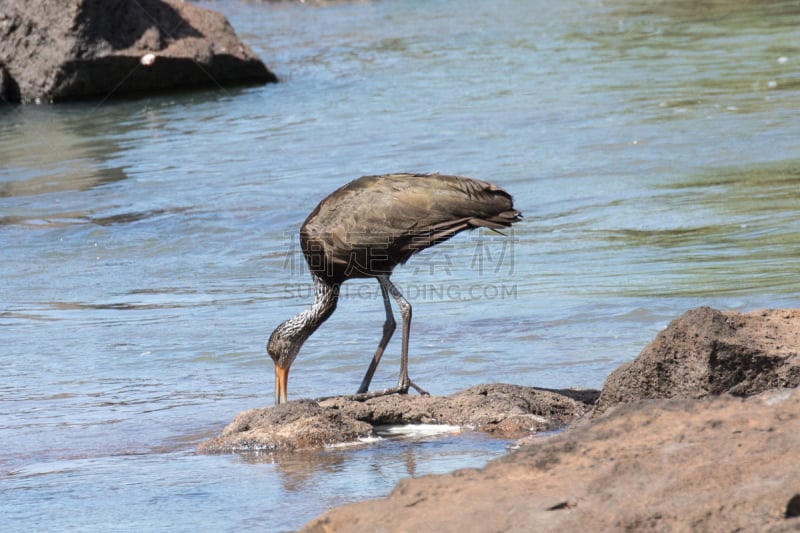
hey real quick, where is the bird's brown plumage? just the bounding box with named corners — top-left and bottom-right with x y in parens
top-left (300, 173), bottom-right (520, 284)
top-left (267, 172), bottom-right (521, 404)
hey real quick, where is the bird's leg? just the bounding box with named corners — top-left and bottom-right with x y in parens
top-left (382, 276), bottom-right (428, 396)
top-left (356, 281), bottom-right (396, 394)
top-left (337, 276), bottom-right (428, 402)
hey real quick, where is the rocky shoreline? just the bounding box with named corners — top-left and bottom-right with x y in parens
top-left (307, 388), bottom-right (800, 532)
top-left (200, 307), bottom-right (800, 531)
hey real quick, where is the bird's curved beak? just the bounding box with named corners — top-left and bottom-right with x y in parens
top-left (275, 365), bottom-right (290, 405)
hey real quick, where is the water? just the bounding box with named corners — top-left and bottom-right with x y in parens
top-left (2, 0), bottom-right (799, 530)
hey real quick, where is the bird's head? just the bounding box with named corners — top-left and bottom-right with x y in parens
top-left (267, 320), bottom-right (305, 405)
top-left (266, 278), bottom-right (339, 406)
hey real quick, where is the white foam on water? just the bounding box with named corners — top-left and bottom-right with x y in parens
top-left (375, 424), bottom-right (463, 438)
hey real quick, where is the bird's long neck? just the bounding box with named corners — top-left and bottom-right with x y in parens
top-left (284, 274), bottom-right (339, 347)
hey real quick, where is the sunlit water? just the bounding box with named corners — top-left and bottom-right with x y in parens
top-left (2, 0), bottom-right (799, 530)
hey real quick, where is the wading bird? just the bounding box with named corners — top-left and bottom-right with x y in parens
top-left (267, 173), bottom-right (521, 405)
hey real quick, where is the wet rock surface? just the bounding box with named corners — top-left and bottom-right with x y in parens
top-left (198, 384), bottom-right (599, 453)
top-left (0, 0), bottom-right (276, 103)
top-left (319, 384), bottom-right (598, 434)
top-left (198, 400), bottom-right (375, 453)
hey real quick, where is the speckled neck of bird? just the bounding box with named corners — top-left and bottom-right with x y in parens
top-left (267, 273), bottom-right (339, 404)
top-left (301, 274), bottom-right (339, 335)
top-left (268, 274), bottom-right (339, 369)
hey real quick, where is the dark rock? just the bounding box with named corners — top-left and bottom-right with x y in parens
top-left (0, 0), bottom-right (277, 103)
top-left (304, 388), bottom-right (800, 532)
top-left (786, 494), bottom-right (800, 519)
top-left (198, 384), bottom-right (599, 453)
top-left (0, 63), bottom-right (20, 103)
top-left (594, 307), bottom-right (800, 415)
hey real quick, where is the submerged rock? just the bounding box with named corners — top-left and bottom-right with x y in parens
top-left (594, 307), bottom-right (800, 415)
top-left (0, 0), bottom-right (277, 103)
top-left (198, 384), bottom-right (599, 453)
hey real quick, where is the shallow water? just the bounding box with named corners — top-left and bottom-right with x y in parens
top-left (2, 0), bottom-right (799, 530)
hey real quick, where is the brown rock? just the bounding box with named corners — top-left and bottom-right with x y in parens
top-left (198, 400), bottom-right (375, 453)
top-left (594, 307), bottom-right (800, 415)
top-left (0, 0), bottom-right (277, 103)
top-left (304, 388), bottom-right (800, 532)
top-left (320, 384), bottom-right (597, 435)
top-left (198, 384), bottom-right (599, 452)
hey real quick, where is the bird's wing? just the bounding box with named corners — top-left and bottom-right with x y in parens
top-left (301, 173), bottom-right (521, 272)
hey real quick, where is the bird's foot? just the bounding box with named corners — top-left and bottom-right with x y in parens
top-left (343, 386), bottom-right (405, 402)
top-left (336, 380), bottom-right (429, 403)
top-left (312, 391), bottom-right (386, 404)
top-left (407, 379), bottom-right (429, 396)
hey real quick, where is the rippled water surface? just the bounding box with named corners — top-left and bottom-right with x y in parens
top-left (2, 0), bottom-right (799, 530)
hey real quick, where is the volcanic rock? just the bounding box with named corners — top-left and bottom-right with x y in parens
top-left (0, 0), bottom-right (277, 103)
top-left (594, 307), bottom-right (800, 415)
